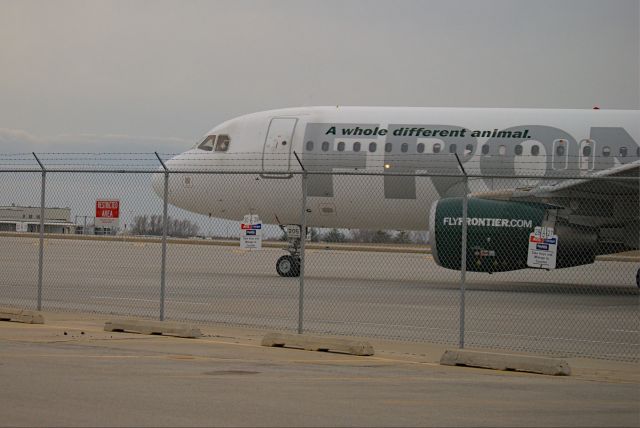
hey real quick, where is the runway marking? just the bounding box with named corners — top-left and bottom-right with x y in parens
top-left (93, 296), bottom-right (211, 306)
top-left (93, 296), bottom-right (158, 304)
top-left (609, 329), bottom-right (639, 334)
top-left (464, 329), bottom-right (639, 347)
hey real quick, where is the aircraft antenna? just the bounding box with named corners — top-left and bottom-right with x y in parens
top-left (293, 151), bottom-right (305, 171)
top-left (454, 153), bottom-right (467, 176)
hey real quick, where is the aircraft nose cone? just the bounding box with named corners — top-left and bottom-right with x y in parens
top-left (151, 169), bottom-right (166, 199)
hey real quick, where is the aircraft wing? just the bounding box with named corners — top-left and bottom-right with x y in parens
top-left (471, 160), bottom-right (640, 230)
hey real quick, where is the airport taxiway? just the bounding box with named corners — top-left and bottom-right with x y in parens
top-left (0, 236), bottom-right (638, 361)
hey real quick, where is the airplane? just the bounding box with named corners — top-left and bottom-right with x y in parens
top-left (153, 106), bottom-right (640, 287)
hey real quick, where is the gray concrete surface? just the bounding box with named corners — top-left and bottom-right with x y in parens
top-left (0, 236), bottom-right (638, 361)
top-left (0, 311), bottom-right (638, 427)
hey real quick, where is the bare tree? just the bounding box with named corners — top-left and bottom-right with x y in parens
top-left (394, 230), bottom-right (411, 244)
top-left (131, 215), bottom-right (149, 235)
top-left (410, 230), bottom-right (430, 245)
top-left (322, 228), bottom-right (346, 242)
top-left (130, 214), bottom-right (200, 238)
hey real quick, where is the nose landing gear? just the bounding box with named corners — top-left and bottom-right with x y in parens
top-left (276, 225), bottom-right (302, 277)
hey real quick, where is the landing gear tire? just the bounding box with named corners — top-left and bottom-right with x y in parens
top-left (276, 255), bottom-right (300, 277)
top-left (636, 267), bottom-right (640, 289)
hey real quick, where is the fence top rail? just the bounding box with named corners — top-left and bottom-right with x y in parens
top-left (0, 168), bottom-right (637, 181)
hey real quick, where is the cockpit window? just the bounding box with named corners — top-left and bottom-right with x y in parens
top-left (197, 135), bottom-right (216, 151)
top-left (215, 134), bottom-right (230, 152)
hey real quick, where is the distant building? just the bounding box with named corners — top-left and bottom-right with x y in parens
top-left (0, 205), bottom-right (76, 234)
top-left (74, 215), bottom-right (117, 236)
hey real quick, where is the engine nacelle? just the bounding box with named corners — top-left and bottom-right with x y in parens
top-left (429, 198), bottom-right (598, 272)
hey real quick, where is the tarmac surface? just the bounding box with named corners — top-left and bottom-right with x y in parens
top-left (1, 311), bottom-right (639, 427)
top-left (1, 235), bottom-right (638, 361)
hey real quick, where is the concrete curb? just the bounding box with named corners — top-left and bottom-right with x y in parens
top-left (440, 349), bottom-right (571, 376)
top-left (261, 332), bottom-right (374, 356)
top-left (104, 319), bottom-right (201, 338)
top-left (0, 307), bottom-right (45, 324)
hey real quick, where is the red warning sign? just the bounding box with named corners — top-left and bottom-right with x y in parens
top-left (95, 200), bottom-right (120, 227)
top-left (96, 200), bottom-right (119, 219)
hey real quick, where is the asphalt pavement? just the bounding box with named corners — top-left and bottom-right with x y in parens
top-left (0, 311), bottom-right (638, 427)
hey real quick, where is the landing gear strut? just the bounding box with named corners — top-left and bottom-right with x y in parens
top-left (276, 225), bottom-right (302, 277)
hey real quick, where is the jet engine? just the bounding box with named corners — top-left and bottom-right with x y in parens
top-left (428, 198), bottom-right (598, 272)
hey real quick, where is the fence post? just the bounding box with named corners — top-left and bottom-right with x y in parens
top-left (459, 175), bottom-right (469, 349)
top-left (298, 170), bottom-right (308, 334)
top-left (155, 152), bottom-right (169, 321)
top-left (453, 154), bottom-right (469, 349)
top-left (293, 152), bottom-right (308, 334)
top-left (33, 153), bottom-right (46, 311)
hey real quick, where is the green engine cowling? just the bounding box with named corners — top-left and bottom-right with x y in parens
top-left (429, 198), bottom-right (545, 272)
top-left (428, 197), bottom-right (599, 273)
top-left (429, 198), bottom-right (599, 272)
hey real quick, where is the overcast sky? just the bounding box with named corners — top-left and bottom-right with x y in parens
top-left (1, 0), bottom-right (638, 154)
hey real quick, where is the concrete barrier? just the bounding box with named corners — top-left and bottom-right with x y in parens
top-left (0, 307), bottom-right (45, 324)
top-left (104, 319), bottom-right (201, 338)
top-left (440, 349), bottom-right (571, 376)
top-left (261, 332), bottom-right (374, 356)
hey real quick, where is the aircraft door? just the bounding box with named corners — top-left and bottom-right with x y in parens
top-left (262, 117), bottom-right (298, 176)
top-left (579, 139), bottom-right (595, 172)
top-left (552, 139), bottom-right (569, 170)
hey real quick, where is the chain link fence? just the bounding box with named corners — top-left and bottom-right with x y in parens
top-left (0, 153), bottom-right (638, 361)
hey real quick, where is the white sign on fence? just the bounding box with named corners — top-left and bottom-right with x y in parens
top-left (240, 215), bottom-right (262, 250)
top-left (527, 226), bottom-right (558, 269)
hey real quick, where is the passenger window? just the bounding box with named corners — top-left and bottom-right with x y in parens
top-left (369, 142), bottom-right (377, 152)
top-left (322, 141), bottom-right (330, 152)
top-left (583, 146), bottom-right (592, 156)
top-left (498, 145), bottom-right (506, 155)
top-left (353, 142), bottom-right (361, 152)
top-left (401, 143), bottom-right (408, 153)
top-left (306, 141), bottom-right (314, 151)
top-left (417, 143), bottom-right (425, 153)
top-left (515, 145), bottom-right (523, 155)
top-left (619, 147), bottom-right (627, 157)
top-left (215, 135), bottom-right (230, 152)
top-left (481, 145), bottom-right (489, 155)
top-left (465, 144), bottom-right (473, 154)
top-left (602, 146), bottom-right (611, 157)
top-left (197, 135), bottom-right (216, 152)
top-left (531, 145), bottom-right (540, 156)
top-left (385, 143), bottom-right (392, 153)
top-left (337, 141), bottom-right (345, 152)
top-left (433, 143), bottom-right (441, 154)
top-left (449, 144), bottom-right (457, 154)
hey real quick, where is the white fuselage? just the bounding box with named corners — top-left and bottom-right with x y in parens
top-left (159, 107), bottom-right (640, 230)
